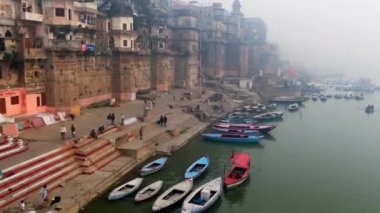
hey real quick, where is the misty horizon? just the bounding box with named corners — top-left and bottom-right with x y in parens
top-left (188, 0), bottom-right (380, 82)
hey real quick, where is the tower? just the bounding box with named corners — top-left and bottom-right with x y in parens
top-left (232, 0), bottom-right (243, 17)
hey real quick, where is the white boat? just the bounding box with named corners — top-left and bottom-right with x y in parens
top-left (108, 178), bottom-right (143, 200)
top-left (135, 180), bottom-right (164, 202)
top-left (267, 103), bottom-right (277, 109)
top-left (181, 177), bottom-right (223, 213)
top-left (152, 179), bottom-right (193, 212)
top-left (288, 103), bottom-right (299, 111)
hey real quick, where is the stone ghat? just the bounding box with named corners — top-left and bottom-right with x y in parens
top-left (1, 108), bottom-right (208, 212)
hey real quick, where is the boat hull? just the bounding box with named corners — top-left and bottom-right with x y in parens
top-left (225, 174), bottom-right (248, 190)
top-left (181, 177), bottom-right (223, 213)
top-left (185, 156), bottom-right (209, 179)
top-left (202, 134), bottom-right (263, 143)
top-left (140, 157), bottom-right (168, 176)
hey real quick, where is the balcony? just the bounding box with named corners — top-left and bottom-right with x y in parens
top-left (111, 29), bottom-right (137, 36)
top-left (21, 12), bottom-right (43, 22)
top-left (24, 48), bottom-right (47, 59)
top-left (74, 1), bottom-right (98, 12)
top-left (47, 39), bottom-right (83, 51)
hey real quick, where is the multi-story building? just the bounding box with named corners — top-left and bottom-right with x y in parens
top-left (170, 8), bottom-right (199, 89)
top-left (149, 0), bottom-right (174, 91)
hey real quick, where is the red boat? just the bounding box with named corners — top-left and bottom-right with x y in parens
top-left (214, 123), bottom-right (276, 134)
top-left (224, 152), bottom-right (251, 189)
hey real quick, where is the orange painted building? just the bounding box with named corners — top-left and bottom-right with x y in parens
top-left (0, 88), bottom-right (48, 116)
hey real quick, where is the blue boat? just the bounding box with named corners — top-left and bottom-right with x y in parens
top-left (185, 156), bottom-right (209, 179)
top-left (202, 133), bottom-right (264, 143)
top-left (140, 157), bottom-right (168, 176)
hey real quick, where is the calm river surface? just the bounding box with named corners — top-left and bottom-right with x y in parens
top-left (85, 92), bottom-right (380, 213)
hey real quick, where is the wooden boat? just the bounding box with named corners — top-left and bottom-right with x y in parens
top-left (108, 178), bottom-right (143, 200)
top-left (213, 123), bottom-right (276, 134)
top-left (213, 127), bottom-right (260, 135)
top-left (185, 156), bottom-right (209, 179)
top-left (224, 152), bottom-right (250, 189)
top-left (267, 103), bottom-right (277, 109)
top-left (288, 103), bottom-right (299, 111)
top-left (365, 105), bottom-right (374, 113)
top-left (253, 111), bottom-right (283, 121)
top-left (202, 133), bottom-right (264, 143)
top-left (140, 157), bottom-right (168, 176)
top-left (152, 179), bottom-right (193, 212)
top-left (181, 177), bottom-right (223, 213)
top-left (135, 180), bottom-right (163, 202)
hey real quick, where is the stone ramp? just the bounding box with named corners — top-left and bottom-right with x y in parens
top-left (156, 122), bottom-right (209, 155)
top-left (117, 114), bottom-right (200, 160)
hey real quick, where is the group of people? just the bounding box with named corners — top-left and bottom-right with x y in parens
top-left (59, 124), bottom-right (76, 141)
top-left (158, 115), bottom-right (168, 127)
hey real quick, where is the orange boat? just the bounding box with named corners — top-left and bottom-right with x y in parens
top-left (224, 152), bottom-right (251, 190)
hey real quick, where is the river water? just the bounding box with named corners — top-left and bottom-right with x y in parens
top-left (85, 92), bottom-right (380, 213)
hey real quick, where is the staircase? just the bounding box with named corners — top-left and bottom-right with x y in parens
top-left (0, 144), bottom-right (80, 208)
top-left (0, 136), bottom-right (28, 160)
top-left (74, 138), bottom-right (121, 174)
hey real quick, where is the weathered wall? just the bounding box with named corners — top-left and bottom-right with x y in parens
top-left (112, 53), bottom-right (151, 101)
top-left (46, 53), bottom-right (113, 110)
top-left (150, 54), bottom-right (174, 91)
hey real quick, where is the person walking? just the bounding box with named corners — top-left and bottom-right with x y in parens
top-left (71, 124), bottom-right (76, 138)
top-left (60, 125), bottom-right (67, 141)
top-left (41, 184), bottom-right (48, 203)
top-left (163, 116), bottom-right (167, 127)
top-left (121, 113), bottom-right (125, 125)
top-left (139, 126), bottom-right (144, 140)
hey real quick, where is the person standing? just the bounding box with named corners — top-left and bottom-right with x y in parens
top-left (19, 200), bottom-right (26, 211)
top-left (159, 115), bottom-right (164, 127)
top-left (110, 113), bottom-right (115, 125)
top-left (60, 125), bottom-right (67, 141)
top-left (71, 124), bottom-right (76, 138)
top-left (139, 126), bottom-right (144, 140)
top-left (121, 113), bottom-right (125, 125)
top-left (163, 116), bottom-right (167, 127)
top-left (41, 184), bottom-right (48, 203)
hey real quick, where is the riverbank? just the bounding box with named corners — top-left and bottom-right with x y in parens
top-left (2, 86), bottom-right (253, 213)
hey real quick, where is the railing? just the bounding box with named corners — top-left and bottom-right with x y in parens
top-left (24, 48), bottom-right (46, 59)
top-left (47, 40), bottom-right (82, 51)
top-left (21, 12), bottom-right (43, 22)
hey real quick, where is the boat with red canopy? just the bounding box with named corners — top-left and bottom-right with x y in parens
top-left (224, 152), bottom-right (251, 190)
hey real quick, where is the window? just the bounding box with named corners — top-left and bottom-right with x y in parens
top-left (130, 23), bottom-right (133, 31)
top-left (122, 23), bottom-right (127, 30)
top-left (37, 96), bottom-right (41, 107)
top-left (159, 29), bottom-right (164, 35)
top-left (123, 40), bottom-right (128, 47)
top-left (11, 96), bottom-right (19, 105)
top-left (55, 8), bottom-right (65, 17)
top-left (108, 22), bottom-right (110, 31)
top-left (34, 71), bottom-right (39, 78)
top-left (68, 9), bottom-right (72, 20)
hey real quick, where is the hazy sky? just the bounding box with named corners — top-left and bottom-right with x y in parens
top-left (190, 0), bottom-right (380, 81)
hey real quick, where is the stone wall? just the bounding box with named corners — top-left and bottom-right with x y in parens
top-left (150, 54), bottom-right (174, 91)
